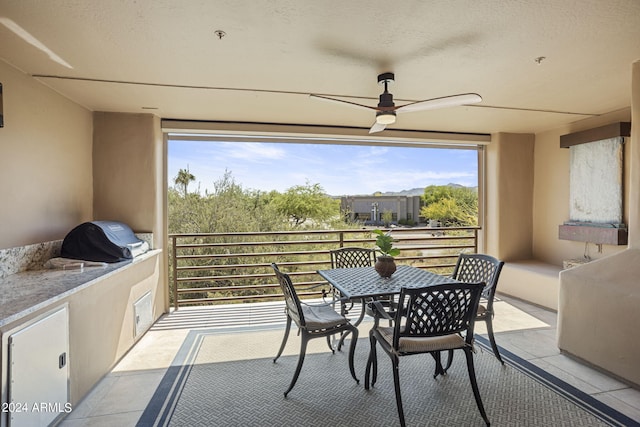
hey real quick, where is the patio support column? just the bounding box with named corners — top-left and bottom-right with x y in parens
top-left (484, 132), bottom-right (535, 261)
top-left (93, 112), bottom-right (162, 243)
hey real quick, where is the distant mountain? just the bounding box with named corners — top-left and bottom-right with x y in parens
top-left (378, 183), bottom-right (474, 197)
top-left (331, 183), bottom-right (476, 198)
top-left (379, 187), bottom-right (425, 196)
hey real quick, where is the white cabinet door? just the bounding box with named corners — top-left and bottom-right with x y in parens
top-left (8, 306), bottom-right (69, 427)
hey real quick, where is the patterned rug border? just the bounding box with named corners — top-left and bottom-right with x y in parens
top-left (137, 327), bottom-right (639, 427)
top-left (472, 335), bottom-right (639, 427)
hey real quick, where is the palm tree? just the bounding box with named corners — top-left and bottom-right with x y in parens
top-left (174, 167), bottom-right (195, 196)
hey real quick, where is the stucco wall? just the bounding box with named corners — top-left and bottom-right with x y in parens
top-left (65, 253), bottom-right (162, 404)
top-left (0, 61), bottom-right (93, 249)
top-left (93, 113), bottom-right (162, 240)
top-left (484, 132), bottom-right (535, 261)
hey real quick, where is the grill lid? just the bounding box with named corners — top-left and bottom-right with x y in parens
top-left (61, 221), bottom-right (148, 263)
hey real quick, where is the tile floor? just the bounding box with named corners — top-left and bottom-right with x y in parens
top-left (58, 295), bottom-right (640, 426)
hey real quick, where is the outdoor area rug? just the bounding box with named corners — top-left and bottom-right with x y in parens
top-left (136, 328), bottom-right (639, 427)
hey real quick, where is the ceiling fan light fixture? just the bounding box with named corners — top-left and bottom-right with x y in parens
top-left (376, 111), bottom-right (396, 125)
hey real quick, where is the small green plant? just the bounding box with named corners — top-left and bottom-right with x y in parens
top-left (372, 229), bottom-right (400, 257)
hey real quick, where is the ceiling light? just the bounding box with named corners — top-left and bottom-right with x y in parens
top-left (376, 111), bottom-right (396, 125)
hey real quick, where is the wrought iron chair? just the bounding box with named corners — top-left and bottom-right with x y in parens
top-left (271, 263), bottom-right (359, 397)
top-left (329, 247), bottom-right (382, 349)
top-left (450, 253), bottom-right (505, 366)
top-left (365, 282), bottom-right (490, 427)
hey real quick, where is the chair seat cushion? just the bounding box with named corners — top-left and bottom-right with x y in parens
top-left (377, 326), bottom-right (466, 353)
top-left (302, 304), bottom-right (348, 330)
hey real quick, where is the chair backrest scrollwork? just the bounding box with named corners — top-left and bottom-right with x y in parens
top-left (452, 254), bottom-right (504, 301)
top-left (330, 247), bottom-right (377, 268)
top-left (392, 282), bottom-right (485, 349)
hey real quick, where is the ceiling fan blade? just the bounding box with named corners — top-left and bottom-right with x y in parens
top-left (369, 121), bottom-right (386, 134)
top-left (309, 94), bottom-right (377, 110)
top-left (396, 93), bottom-right (482, 113)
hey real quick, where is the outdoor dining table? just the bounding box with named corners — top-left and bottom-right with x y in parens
top-left (317, 264), bottom-right (459, 303)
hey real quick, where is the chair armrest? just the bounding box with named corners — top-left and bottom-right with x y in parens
top-left (368, 300), bottom-right (395, 321)
top-left (297, 282), bottom-right (335, 302)
top-left (299, 294), bottom-right (349, 308)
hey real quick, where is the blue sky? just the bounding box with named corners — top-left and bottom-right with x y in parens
top-left (168, 140), bottom-right (477, 196)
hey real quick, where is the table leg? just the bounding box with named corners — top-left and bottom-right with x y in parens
top-left (336, 298), bottom-right (366, 351)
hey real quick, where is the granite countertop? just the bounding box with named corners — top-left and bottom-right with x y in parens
top-left (0, 249), bottom-right (161, 328)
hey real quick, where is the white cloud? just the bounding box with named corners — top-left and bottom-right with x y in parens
top-left (168, 140), bottom-right (477, 196)
top-left (220, 142), bottom-right (287, 161)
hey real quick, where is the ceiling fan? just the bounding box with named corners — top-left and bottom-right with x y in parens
top-left (310, 72), bottom-right (482, 134)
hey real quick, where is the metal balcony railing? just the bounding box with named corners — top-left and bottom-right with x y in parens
top-left (169, 226), bottom-right (479, 310)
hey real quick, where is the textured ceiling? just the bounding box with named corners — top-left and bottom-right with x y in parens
top-left (1, 0), bottom-right (639, 135)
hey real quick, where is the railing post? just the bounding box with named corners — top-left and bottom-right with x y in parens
top-left (474, 228), bottom-right (478, 253)
top-left (339, 231), bottom-right (344, 248)
top-left (172, 235), bottom-right (179, 311)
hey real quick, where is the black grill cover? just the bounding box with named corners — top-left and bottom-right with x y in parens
top-left (61, 221), bottom-right (144, 263)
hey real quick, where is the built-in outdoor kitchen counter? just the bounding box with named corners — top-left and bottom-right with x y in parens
top-left (0, 250), bottom-right (160, 328)
top-left (0, 239), bottom-right (163, 426)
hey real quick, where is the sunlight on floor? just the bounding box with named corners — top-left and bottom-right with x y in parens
top-left (116, 299), bottom-right (552, 369)
top-left (478, 300), bottom-right (549, 334)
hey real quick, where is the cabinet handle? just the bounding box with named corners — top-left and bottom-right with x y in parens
top-left (59, 352), bottom-right (67, 369)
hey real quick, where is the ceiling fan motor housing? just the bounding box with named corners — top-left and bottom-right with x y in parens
top-left (378, 91), bottom-right (395, 108)
top-left (377, 72), bottom-right (395, 109)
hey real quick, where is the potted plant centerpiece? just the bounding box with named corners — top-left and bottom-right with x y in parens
top-left (372, 229), bottom-right (400, 278)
